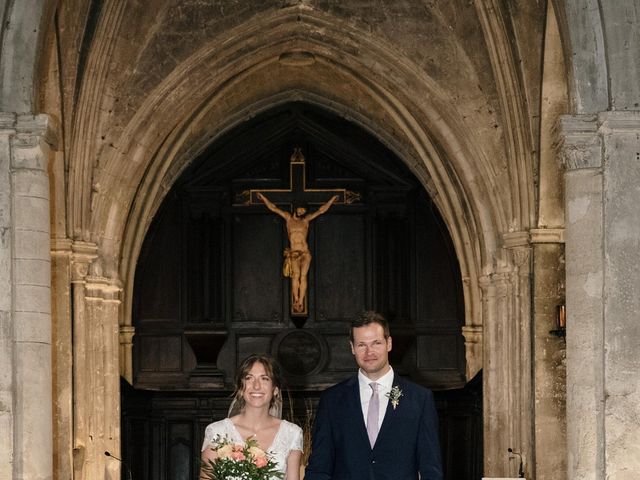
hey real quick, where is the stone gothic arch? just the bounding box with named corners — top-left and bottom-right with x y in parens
top-left (75, 7), bottom-right (534, 478)
top-left (15, 1), bottom-right (640, 479)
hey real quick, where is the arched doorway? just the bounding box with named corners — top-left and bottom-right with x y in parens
top-left (122, 102), bottom-right (482, 479)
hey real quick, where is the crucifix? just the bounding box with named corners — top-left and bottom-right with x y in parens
top-left (240, 148), bottom-right (359, 318)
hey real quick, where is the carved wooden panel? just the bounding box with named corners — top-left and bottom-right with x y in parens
top-left (185, 214), bottom-right (225, 324)
top-left (134, 199), bottom-right (181, 322)
top-left (138, 335), bottom-right (182, 372)
top-left (232, 213), bottom-right (284, 323)
top-left (314, 214), bottom-right (367, 322)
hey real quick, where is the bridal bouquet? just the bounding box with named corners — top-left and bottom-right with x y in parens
top-left (201, 436), bottom-right (283, 480)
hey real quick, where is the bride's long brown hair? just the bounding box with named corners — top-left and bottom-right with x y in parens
top-left (228, 354), bottom-right (285, 418)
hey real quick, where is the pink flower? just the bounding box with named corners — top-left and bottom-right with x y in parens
top-left (231, 450), bottom-right (246, 461)
top-left (254, 456), bottom-right (268, 468)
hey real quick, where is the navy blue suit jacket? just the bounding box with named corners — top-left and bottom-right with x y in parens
top-left (305, 373), bottom-right (443, 480)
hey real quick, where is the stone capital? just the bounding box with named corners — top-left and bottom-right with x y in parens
top-left (461, 325), bottom-right (483, 344)
top-left (2, 114), bottom-right (58, 171)
top-left (0, 113), bottom-right (56, 142)
top-left (119, 326), bottom-right (135, 344)
top-left (501, 231), bottom-right (532, 268)
top-left (461, 325), bottom-right (483, 380)
top-left (556, 114), bottom-right (601, 170)
top-left (70, 241), bottom-right (99, 283)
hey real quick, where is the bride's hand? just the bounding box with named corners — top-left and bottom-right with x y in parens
top-left (199, 446), bottom-right (217, 480)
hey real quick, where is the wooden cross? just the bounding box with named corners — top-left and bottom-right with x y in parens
top-left (239, 148), bottom-right (358, 320)
top-left (241, 148), bottom-right (358, 209)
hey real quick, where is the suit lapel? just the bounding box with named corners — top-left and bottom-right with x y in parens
top-left (346, 375), bottom-right (372, 449)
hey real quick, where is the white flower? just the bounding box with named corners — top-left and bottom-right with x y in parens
top-left (386, 385), bottom-right (403, 409)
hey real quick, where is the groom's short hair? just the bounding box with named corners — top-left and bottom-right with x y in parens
top-left (350, 311), bottom-right (390, 342)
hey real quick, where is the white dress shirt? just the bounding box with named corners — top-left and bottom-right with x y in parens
top-left (358, 366), bottom-right (394, 430)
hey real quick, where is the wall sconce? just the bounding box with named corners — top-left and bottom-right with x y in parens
top-left (550, 304), bottom-right (566, 338)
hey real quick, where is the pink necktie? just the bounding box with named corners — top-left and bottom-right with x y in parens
top-left (366, 382), bottom-right (379, 447)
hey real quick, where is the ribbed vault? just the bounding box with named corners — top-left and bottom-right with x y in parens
top-left (79, 9), bottom-right (516, 368)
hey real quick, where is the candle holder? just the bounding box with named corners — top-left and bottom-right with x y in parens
top-left (550, 304), bottom-right (566, 338)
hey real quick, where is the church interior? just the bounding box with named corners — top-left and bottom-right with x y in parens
top-left (1, 1), bottom-right (639, 479)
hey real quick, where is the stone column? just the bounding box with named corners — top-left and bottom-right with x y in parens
top-left (70, 242), bottom-right (96, 480)
top-left (558, 112), bottom-right (640, 479)
top-left (530, 228), bottom-right (566, 480)
top-left (0, 114), bottom-right (16, 480)
top-left (0, 113), bottom-right (53, 480)
top-left (481, 237), bottom-right (534, 479)
top-left (558, 114), bottom-right (604, 480)
top-left (119, 325), bottom-right (135, 383)
top-left (70, 244), bottom-right (122, 480)
top-left (481, 270), bottom-right (512, 477)
top-left (598, 112), bottom-right (640, 479)
top-left (84, 274), bottom-right (122, 480)
top-left (51, 238), bottom-right (73, 480)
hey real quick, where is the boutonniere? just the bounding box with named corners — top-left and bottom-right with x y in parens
top-left (386, 385), bottom-right (403, 410)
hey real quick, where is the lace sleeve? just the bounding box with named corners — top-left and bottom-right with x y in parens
top-left (201, 420), bottom-right (228, 452)
top-left (289, 422), bottom-right (304, 453)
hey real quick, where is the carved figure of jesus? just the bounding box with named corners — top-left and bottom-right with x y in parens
top-left (256, 192), bottom-right (338, 314)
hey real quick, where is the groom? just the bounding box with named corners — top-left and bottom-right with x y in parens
top-left (305, 311), bottom-right (443, 480)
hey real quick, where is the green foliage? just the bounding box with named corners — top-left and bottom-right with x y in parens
top-left (200, 436), bottom-right (284, 480)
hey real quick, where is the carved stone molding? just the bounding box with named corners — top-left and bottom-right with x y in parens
top-left (557, 113), bottom-right (640, 172)
top-left (85, 276), bottom-right (122, 302)
top-left (119, 326), bottom-right (135, 345)
top-left (530, 228), bottom-right (565, 244)
top-left (15, 114), bottom-right (55, 140)
top-left (556, 114), bottom-right (601, 170)
top-left (71, 241), bottom-right (98, 283)
top-left (51, 238), bottom-right (73, 254)
top-left (598, 111), bottom-right (640, 133)
top-left (502, 230), bottom-right (530, 249)
top-left (501, 231), bottom-right (532, 269)
top-left (0, 114), bottom-right (55, 174)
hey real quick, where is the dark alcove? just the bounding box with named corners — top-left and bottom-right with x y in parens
top-left (123, 102), bottom-right (482, 479)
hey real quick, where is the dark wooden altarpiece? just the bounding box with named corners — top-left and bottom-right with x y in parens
top-left (123, 103), bottom-right (482, 480)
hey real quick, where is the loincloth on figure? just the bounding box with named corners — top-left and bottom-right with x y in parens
top-left (282, 248), bottom-right (310, 277)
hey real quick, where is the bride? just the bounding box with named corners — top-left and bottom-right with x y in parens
top-left (200, 354), bottom-right (303, 480)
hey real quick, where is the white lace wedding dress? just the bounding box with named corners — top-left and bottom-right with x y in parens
top-left (201, 418), bottom-right (303, 478)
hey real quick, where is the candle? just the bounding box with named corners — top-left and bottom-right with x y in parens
top-left (557, 305), bottom-right (566, 329)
